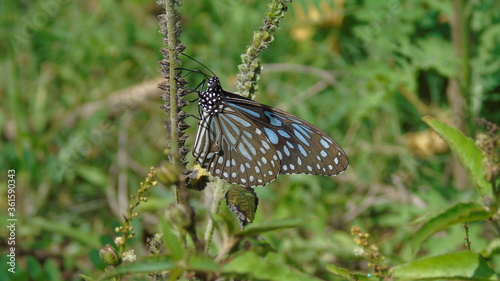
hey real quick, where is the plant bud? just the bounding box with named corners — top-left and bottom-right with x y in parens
top-left (99, 244), bottom-right (120, 266)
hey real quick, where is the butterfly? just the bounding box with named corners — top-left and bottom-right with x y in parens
top-left (186, 68), bottom-right (349, 187)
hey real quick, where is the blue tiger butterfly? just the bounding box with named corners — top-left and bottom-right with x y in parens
top-left (184, 59), bottom-right (349, 187)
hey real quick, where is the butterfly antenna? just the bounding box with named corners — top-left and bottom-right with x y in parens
top-left (176, 68), bottom-right (210, 80)
top-left (180, 53), bottom-right (217, 77)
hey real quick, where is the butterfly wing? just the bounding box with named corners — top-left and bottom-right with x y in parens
top-left (193, 108), bottom-right (281, 187)
top-left (221, 92), bottom-right (349, 177)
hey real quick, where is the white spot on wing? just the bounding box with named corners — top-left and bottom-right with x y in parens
top-left (277, 151), bottom-right (283, 160)
top-left (254, 166), bottom-right (260, 173)
top-left (283, 146), bottom-right (290, 156)
top-left (320, 150), bottom-right (328, 157)
top-left (320, 139), bottom-right (330, 149)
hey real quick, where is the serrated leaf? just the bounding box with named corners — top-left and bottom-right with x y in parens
top-left (412, 202), bottom-right (491, 252)
top-left (422, 116), bottom-right (492, 197)
top-left (222, 251), bottom-right (323, 281)
top-left (393, 251), bottom-right (497, 280)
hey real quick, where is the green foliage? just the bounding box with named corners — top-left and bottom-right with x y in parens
top-left (410, 202), bottom-right (492, 254)
top-left (1, 0), bottom-right (499, 280)
top-left (223, 251), bottom-right (324, 281)
top-left (423, 116), bottom-right (492, 197)
top-left (392, 252), bottom-right (497, 280)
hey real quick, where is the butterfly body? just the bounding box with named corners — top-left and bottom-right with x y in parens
top-left (193, 76), bottom-right (349, 187)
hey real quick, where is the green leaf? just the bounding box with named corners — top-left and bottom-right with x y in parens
top-left (222, 251), bottom-right (323, 281)
top-left (422, 116), bottom-right (492, 197)
top-left (212, 212), bottom-right (240, 237)
top-left (186, 255), bottom-right (220, 272)
top-left (45, 259), bottom-right (63, 281)
top-left (159, 216), bottom-right (185, 261)
top-left (79, 274), bottom-right (95, 281)
top-left (325, 264), bottom-right (371, 281)
top-left (96, 255), bottom-right (219, 280)
top-left (27, 256), bottom-right (46, 280)
top-left (411, 202), bottom-right (491, 253)
top-left (97, 256), bottom-right (176, 280)
top-left (393, 251), bottom-right (497, 280)
top-left (324, 264), bottom-right (352, 279)
top-left (480, 237), bottom-right (500, 258)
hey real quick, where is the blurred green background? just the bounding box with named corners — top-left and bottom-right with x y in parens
top-left (1, 0), bottom-right (499, 280)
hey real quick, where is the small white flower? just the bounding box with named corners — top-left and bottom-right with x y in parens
top-left (114, 237), bottom-right (124, 246)
top-left (122, 250), bottom-right (136, 262)
top-left (354, 247), bottom-right (365, 256)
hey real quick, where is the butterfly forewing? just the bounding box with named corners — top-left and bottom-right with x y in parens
top-left (193, 105), bottom-right (281, 186)
top-left (222, 92), bottom-right (349, 177)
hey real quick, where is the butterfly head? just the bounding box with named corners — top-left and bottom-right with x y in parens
top-left (199, 76), bottom-right (223, 114)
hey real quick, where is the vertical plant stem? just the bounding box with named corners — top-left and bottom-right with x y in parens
top-left (457, 0), bottom-right (471, 104)
top-left (450, 0), bottom-right (469, 131)
top-left (463, 223), bottom-right (471, 250)
top-left (204, 179), bottom-right (228, 253)
top-left (449, 0), bottom-right (470, 190)
top-left (164, 0), bottom-right (181, 204)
